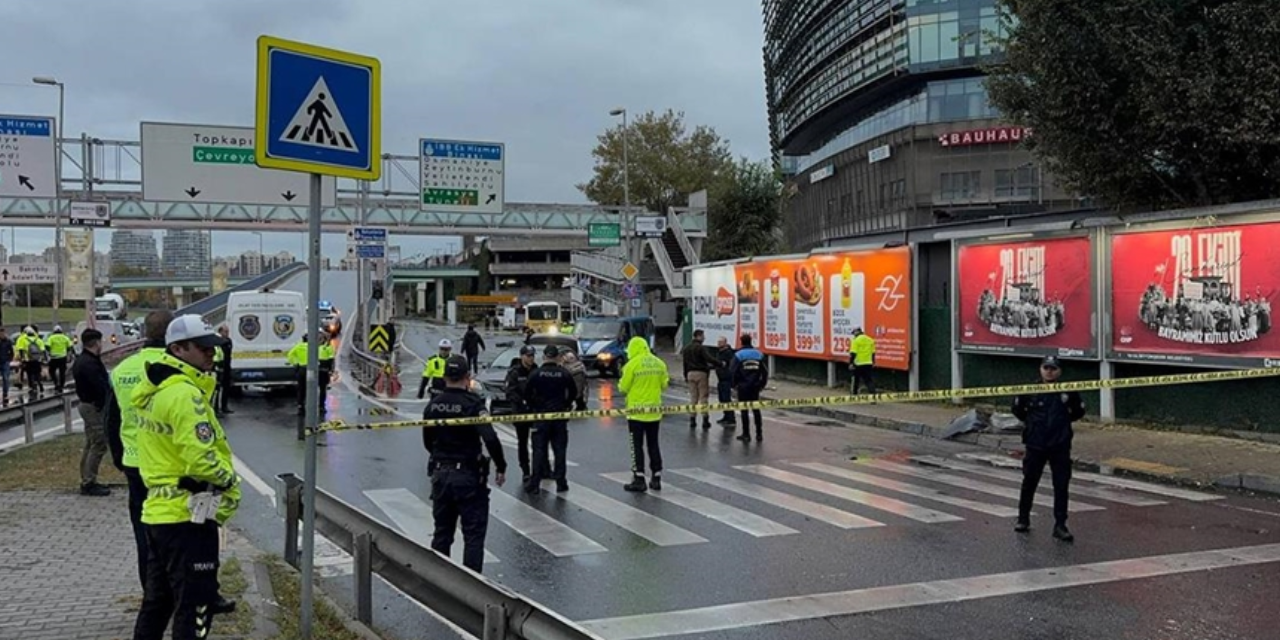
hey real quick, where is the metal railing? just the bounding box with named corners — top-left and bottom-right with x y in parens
top-left (647, 237), bottom-right (691, 298)
top-left (275, 473), bottom-right (603, 640)
top-left (666, 206), bottom-right (698, 267)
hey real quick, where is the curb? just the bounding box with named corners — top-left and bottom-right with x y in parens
top-left (667, 376), bottom-right (1280, 498)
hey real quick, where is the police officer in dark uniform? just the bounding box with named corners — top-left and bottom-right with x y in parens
top-left (503, 344), bottom-right (537, 485)
top-left (1012, 355), bottom-right (1085, 542)
top-left (422, 355), bottom-right (506, 573)
top-left (523, 344), bottom-right (577, 495)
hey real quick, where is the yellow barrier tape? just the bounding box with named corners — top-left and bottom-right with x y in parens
top-left (314, 366), bottom-right (1280, 434)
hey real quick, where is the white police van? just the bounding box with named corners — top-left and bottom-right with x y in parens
top-left (226, 288), bottom-right (305, 388)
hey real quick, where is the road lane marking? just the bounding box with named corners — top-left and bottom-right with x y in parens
top-left (488, 489), bottom-right (609, 556)
top-left (581, 542), bottom-right (1280, 639)
top-left (915, 455), bottom-right (1185, 505)
top-left (550, 483), bottom-right (707, 547)
top-left (669, 468), bottom-right (883, 530)
top-left (736, 465), bottom-right (963, 524)
top-left (365, 488), bottom-right (499, 564)
top-left (599, 472), bottom-right (799, 538)
top-left (861, 459), bottom-right (1106, 513)
top-left (792, 462), bottom-right (1021, 518)
top-left (231, 453), bottom-right (276, 508)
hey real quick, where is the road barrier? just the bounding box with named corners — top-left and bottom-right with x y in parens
top-left (274, 473), bottom-right (604, 640)
top-left (317, 366), bottom-right (1280, 433)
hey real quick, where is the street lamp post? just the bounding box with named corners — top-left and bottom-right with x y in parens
top-left (33, 77), bottom-right (64, 326)
top-left (608, 108), bottom-right (635, 267)
top-left (251, 231), bottom-right (264, 274)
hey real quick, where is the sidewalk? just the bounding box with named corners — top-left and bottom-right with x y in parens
top-left (0, 488), bottom-right (276, 640)
top-left (657, 352), bottom-right (1280, 496)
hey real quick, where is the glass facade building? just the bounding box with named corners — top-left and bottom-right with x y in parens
top-left (763, 0), bottom-right (1075, 250)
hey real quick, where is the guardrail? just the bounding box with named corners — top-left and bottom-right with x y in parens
top-left (275, 473), bottom-right (603, 640)
top-left (0, 262), bottom-right (311, 445)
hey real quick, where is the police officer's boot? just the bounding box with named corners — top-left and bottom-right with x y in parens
top-left (688, 416), bottom-right (697, 429)
top-left (210, 596), bottom-right (237, 615)
top-left (648, 474), bottom-right (662, 491)
top-left (701, 415), bottom-right (712, 430)
top-left (623, 475), bottom-right (647, 492)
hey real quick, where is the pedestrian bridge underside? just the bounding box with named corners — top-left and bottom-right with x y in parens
top-left (110, 266), bottom-right (479, 291)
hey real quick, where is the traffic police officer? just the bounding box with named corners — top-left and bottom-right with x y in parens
top-left (422, 354), bottom-right (506, 573)
top-left (131, 314), bottom-right (241, 640)
top-left (46, 324), bottom-right (73, 392)
top-left (105, 310), bottom-right (172, 589)
top-left (287, 334), bottom-right (310, 414)
top-left (211, 325), bottom-right (233, 416)
top-left (287, 332), bottom-right (336, 415)
top-left (502, 344), bottom-right (537, 484)
top-left (524, 344), bottom-right (577, 494)
top-left (849, 327), bottom-right (877, 395)
top-left (418, 338), bottom-right (452, 399)
top-left (1012, 355), bottom-right (1085, 542)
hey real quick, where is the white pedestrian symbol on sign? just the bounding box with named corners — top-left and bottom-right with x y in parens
top-left (280, 77), bottom-right (358, 152)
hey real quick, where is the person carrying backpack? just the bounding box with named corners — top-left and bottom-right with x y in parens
top-left (15, 326), bottom-right (46, 397)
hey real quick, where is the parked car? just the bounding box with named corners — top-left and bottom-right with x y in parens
top-left (476, 334), bottom-right (580, 416)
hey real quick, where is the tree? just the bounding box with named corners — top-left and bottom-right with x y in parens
top-left (985, 1), bottom-right (1280, 211)
top-left (703, 159), bottom-right (783, 262)
top-left (578, 109), bottom-right (734, 214)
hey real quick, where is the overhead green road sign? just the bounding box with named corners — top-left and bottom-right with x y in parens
top-left (589, 222), bottom-right (621, 247)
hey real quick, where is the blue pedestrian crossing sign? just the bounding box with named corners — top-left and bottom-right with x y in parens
top-left (255, 36), bottom-right (381, 180)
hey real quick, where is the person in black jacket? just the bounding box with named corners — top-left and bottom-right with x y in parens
top-left (461, 324), bottom-right (486, 374)
top-left (71, 329), bottom-right (113, 497)
top-left (502, 345), bottom-right (537, 484)
top-left (422, 355), bottom-right (506, 574)
top-left (523, 345), bottom-right (577, 495)
top-left (713, 336), bottom-right (736, 426)
top-left (0, 326), bottom-right (13, 405)
top-left (1011, 355), bottom-right (1086, 542)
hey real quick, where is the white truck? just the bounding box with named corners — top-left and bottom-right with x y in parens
top-left (225, 288), bottom-right (305, 388)
top-left (94, 293), bottom-right (127, 321)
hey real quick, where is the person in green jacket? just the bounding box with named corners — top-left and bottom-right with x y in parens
top-left (104, 309), bottom-right (172, 590)
top-left (132, 314), bottom-right (241, 640)
top-left (46, 325), bottom-right (73, 392)
top-left (618, 336), bottom-right (669, 493)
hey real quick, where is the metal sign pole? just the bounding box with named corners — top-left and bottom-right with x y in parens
top-left (300, 172), bottom-right (322, 638)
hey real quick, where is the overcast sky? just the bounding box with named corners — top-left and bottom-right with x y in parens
top-left (0, 0), bottom-right (768, 261)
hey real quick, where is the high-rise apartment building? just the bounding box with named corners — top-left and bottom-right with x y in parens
top-left (110, 230), bottom-right (160, 274)
top-left (161, 230), bottom-right (210, 276)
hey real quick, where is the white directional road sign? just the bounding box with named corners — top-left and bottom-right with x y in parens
top-left (420, 138), bottom-right (505, 215)
top-left (141, 122), bottom-right (336, 206)
top-left (0, 115), bottom-right (57, 199)
top-left (0, 263), bottom-right (55, 285)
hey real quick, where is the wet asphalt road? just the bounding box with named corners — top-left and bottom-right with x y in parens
top-left (217, 273), bottom-right (1280, 640)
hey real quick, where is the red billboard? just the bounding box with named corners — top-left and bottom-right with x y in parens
top-left (958, 235), bottom-right (1096, 358)
top-left (1111, 222), bottom-right (1280, 367)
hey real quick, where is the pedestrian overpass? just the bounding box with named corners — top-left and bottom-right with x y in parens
top-left (0, 134), bottom-right (706, 236)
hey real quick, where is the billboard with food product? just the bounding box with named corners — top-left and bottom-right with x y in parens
top-left (1110, 221), bottom-right (1280, 367)
top-left (692, 248), bottom-right (911, 370)
top-left (957, 235), bottom-right (1097, 358)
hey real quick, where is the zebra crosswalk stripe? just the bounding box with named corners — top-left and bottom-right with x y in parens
top-left (792, 462), bottom-right (1021, 518)
top-left (670, 468), bottom-right (884, 530)
top-left (912, 455), bottom-right (1179, 505)
top-left (736, 465), bottom-right (964, 524)
top-left (489, 489), bottom-right (609, 556)
top-left (364, 488), bottom-right (500, 564)
top-left (552, 483), bottom-right (708, 546)
top-left (600, 473), bottom-right (799, 538)
top-left (860, 459), bottom-right (1106, 513)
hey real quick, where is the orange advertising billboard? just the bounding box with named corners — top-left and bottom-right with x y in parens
top-left (727, 247), bottom-right (911, 370)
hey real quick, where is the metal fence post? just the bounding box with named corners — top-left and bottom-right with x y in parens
top-left (22, 403), bottom-right (34, 445)
top-left (284, 480), bottom-right (302, 568)
top-left (353, 532), bottom-right (373, 625)
top-left (62, 395), bottom-right (74, 434)
top-left (483, 604), bottom-right (508, 640)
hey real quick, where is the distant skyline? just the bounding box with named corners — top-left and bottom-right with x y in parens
top-left (0, 228), bottom-right (461, 263)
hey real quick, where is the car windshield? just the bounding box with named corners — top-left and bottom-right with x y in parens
top-left (575, 320), bottom-right (620, 340)
top-left (484, 347), bottom-right (522, 371)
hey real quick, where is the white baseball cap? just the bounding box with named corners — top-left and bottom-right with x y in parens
top-left (438, 338), bottom-right (453, 349)
top-left (166, 314), bottom-right (222, 348)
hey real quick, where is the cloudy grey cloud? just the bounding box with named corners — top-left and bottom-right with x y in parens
top-left (0, 0), bottom-right (767, 257)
